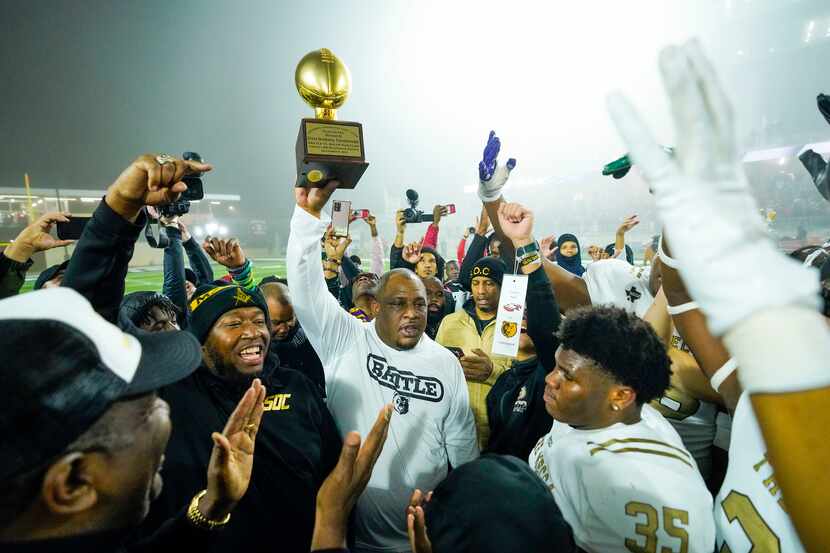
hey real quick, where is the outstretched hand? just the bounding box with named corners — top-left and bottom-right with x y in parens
top-left (540, 235), bottom-right (558, 260)
top-left (617, 214), bottom-right (640, 235)
top-left (204, 237), bottom-right (246, 269)
top-left (312, 405), bottom-right (392, 550)
top-left (402, 241), bottom-right (423, 264)
top-left (201, 378), bottom-right (266, 521)
top-left (295, 180), bottom-right (340, 219)
top-left (4, 212), bottom-right (74, 262)
top-left (607, 39), bottom-right (819, 334)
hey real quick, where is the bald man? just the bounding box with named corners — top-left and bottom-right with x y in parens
top-left (288, 184), bottom-right (478, 553)
top-left (259, 281), bottom-right (326, 396)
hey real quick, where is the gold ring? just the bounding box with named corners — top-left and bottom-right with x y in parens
top-left (155, 154), bottom-right (176, 166)
top-left (244, 423), bottom-right (256, 434)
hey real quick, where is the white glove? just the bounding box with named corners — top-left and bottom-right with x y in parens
top-left (607, 40), bottom-right (820, 335)
top-left (479, 163), bottom-right (514, 203)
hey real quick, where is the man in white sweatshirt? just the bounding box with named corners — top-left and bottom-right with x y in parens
top-left (287, 182), bottom-right (479, 553)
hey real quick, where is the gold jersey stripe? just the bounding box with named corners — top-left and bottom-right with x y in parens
top-left (588, 445), bottom-right (694, 468)
top-left (588, 437), bottom-right (692, 459)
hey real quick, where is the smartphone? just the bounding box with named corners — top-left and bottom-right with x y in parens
top-left (444, 204), bottom-right (456, 215)
top-left (332, 200), bottom-right (351, 237)
top-left (352, 209), bottom-right (370, 219)
top-left (56, 216), bottom-right (91, 240)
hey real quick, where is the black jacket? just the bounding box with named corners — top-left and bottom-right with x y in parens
top-left (486, 268), bottom-right (560, 461)
top-left (141, 354), bottom-right (342, 553)
top-left (61, 198), bottom-right (146, 322)
top-left (0, 253), bottom-right (32, 299)
top-left (0, 517), bottom-right (348, 553)
top-left (269, 323), bottom-right (327, 397)
top-left (0, 510), bottom-right (210, 553)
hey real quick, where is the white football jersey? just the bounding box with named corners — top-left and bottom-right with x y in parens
top-left (530, 405), bottom-right (715, 553)
top-left (715, 393), bottom-right (805, 552)
top-left (583, 258), bottom-right (654, 318)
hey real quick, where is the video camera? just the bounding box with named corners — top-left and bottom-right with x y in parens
top-left (158, 151), bottom-right (206, 218)
top-left (146, 151), bottom-right (206, 248)
top-left (402, 189), bottom-right (455, 223)
top-left (402, 189), bottom-right (432, 223)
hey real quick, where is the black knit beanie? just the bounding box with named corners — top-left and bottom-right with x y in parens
top-left (469, 256), bottom-right (505, 288)
top-left (188, 284), bottom-right (269, 344)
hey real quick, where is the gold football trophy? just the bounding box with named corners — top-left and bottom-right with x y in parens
top-left (295, 48), bottom-right (368, 188)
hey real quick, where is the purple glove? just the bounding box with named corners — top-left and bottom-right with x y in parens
top-left (478, 131), bottom-right (516, 202)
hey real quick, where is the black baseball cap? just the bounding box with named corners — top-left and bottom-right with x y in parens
top-left (0, 288), bottom-right (202, 480)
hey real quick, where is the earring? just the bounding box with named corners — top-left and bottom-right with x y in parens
top-left (611, 404), bottom-right (620, 411)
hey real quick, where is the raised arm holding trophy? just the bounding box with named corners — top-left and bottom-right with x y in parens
top-left (295, 48), bottom-right (369, 189)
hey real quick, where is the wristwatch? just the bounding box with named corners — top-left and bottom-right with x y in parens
top-left (515, 241), bottom-right (540, 259)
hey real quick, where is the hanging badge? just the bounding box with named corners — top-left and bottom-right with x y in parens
top-left (492, 274), bottom-right (528, 357)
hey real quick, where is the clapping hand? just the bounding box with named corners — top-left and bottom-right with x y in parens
top-left (312, 405), bottom-right (392, 550)
top-left (407, 489), bottom-right (434, 553)
top-left (201, 378), bottom-right (266, 521)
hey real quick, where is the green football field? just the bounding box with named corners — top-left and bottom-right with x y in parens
top-left (21, 259), bottom-right (288, 294)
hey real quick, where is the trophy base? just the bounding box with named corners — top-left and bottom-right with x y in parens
top-left (295, 118), bottom-right (369, 189)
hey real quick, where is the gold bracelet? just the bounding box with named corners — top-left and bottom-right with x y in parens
top-left (186, 490), bottom-right (231, 530)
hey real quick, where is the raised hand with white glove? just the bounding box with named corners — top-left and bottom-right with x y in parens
top-left (607, 39), bottom-right (820, 338)
top-left (478, 130), bottom-right (517, 203)
top-left (608, 42), bottom-right (830, 553)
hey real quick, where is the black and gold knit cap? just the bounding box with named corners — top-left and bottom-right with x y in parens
top-left (469, 256), bottom-right (506, 288)
top-left (187, 284), bottom-right (269, 343)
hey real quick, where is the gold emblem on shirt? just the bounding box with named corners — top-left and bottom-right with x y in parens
top-left (263, 393), bottom-right (291, 411)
